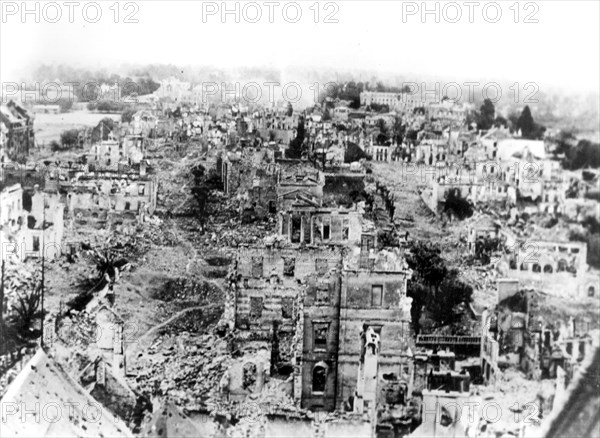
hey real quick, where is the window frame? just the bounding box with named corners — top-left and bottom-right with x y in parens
top-left (371, 284), bottom-right (383, 307)
top-left (313, 322), bottom-right (329, 351)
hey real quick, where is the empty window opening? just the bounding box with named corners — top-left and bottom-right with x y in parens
top-left (32, 235), bottom-right (40, 252)
top-left (312, 365), bottom-right (327, 393)
top-left (557, 259), bottom-right (568, 272)
top-left (314, 324), bottom-right (328, 350)
top-left (371, 285), bottom-right (383, 307)
top-left (342, 218), bottom-right (350, 241)
top-left (283, 257), bottom-right (296, 277)
top-left (281, 297), bottom-right (294, 319)
top-left (291, 216), bottom-right (302, 243)
top-left (323, 218), bottom-right (331, 240)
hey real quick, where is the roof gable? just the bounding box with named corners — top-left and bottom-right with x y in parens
top-left (1, 349), bottom-right (134, 437)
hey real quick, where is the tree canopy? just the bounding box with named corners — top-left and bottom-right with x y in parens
top-left (405, 241), bottom-right (473, 333)
top-left (285, 117), bottom-right (306, 159)
top-left (477, 99), bottom-right (495, 130)
top-left (344, 142), bottom-right (369, 163)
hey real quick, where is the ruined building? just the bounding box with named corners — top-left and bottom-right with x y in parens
top-left (338, 245), bottom-right (413, 416)
top-left (0, 101), bottom-right (34, 163)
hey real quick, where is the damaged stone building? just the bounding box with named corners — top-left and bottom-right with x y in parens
top-left (59, 166), bottom-right (158, 219)
top-left (0, 101), bottom-right (34, 163)
top-left (0, 182), bottom-right (64, 260)
top-left (229, 236), bottom-right (415, 419)
top-left (337, 245), bottom-right (413, 417)
top-left (277, 170), bottom-right (367, 247)
top-left (230, 244), bottom-right (343, 409)
top-left (221, 150), bottom-right (279, 217)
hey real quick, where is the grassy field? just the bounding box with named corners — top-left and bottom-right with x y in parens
top-left (33, 110), bottom-right (121, 145)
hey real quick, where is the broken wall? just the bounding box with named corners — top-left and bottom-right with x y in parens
top-left (302, 272), bottom-right (342, 411)
top-left (337, 270), bottom-right (412, 411)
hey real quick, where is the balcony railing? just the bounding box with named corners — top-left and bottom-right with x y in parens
top-left (416, 335), bottom-right (482, 346)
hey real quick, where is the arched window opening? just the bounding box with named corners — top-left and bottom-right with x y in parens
top-left (312, 364), bottom-right (327, 393)
top-left (557, 259), bottom-right (568, 272)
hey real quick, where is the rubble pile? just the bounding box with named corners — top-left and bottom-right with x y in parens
top-left (156, 306), bottom-right (223, 336)
top-left (55, 311), bottom-right (100, 350)
top-left (151, 278), bottom-right (224, 304)
top-left (131, 332), bottom-right (232, 411)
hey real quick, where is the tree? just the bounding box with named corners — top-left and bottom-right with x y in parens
top-left (189, 164), bottom-right (220, 231)
top-left (407, 281), bottom-right (427, 335)
top-left (427, 274), bottom-right (473, 326)
top-left (493, 115), bottom-right (508, 128)
top-left (50, 140), bottom-right (62, 152)
top-left (477, 99), bottom-right (495, 130)
top-left (57, 98), bottom-right (73, 113)
top-left (60, 129), bottom-right (79, 149)
top-left (508, 112), bottom-right (520, 132)
top-left (475, 235), bottom-right (501, 264)
top-left (286, 102), bottom-right (293, 117)
top-left (344, 142), bottom-right (369, 163)
top-left (285, 116), bottom-right (306, 159)
top-left (121, 108), bottom-right (137, 124)
top-left (376, 119), bottom-right (389, 145)
top-left (443, 189), bottom-right (474, 220)
top-left (563, 139), bottom-right (600, 170)
top-left (369, 103), bottom-right (389, 113)
top-left (90, 248), bottom-right (129, 281)
top-left (392, 117), bottom-right (405, 145)
top-left (6, 287), bottom-right (44, 344)
top-left (517, 106), bottom-right (535, 138)
top-left (553, 130), bottom-right (578, 155)
top-left (405, 242), bottom-right (473, 331)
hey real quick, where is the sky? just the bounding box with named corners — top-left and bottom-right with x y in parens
top-left (1, 1), bottom-right (599, 94)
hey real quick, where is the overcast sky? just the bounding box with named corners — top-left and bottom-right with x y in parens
top-left (1, 1), bottom-right (599, 93)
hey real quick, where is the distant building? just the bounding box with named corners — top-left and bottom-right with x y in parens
top-left (0, 101), bottom-right (34, 163)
